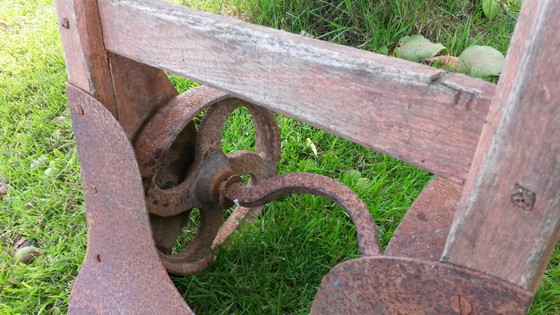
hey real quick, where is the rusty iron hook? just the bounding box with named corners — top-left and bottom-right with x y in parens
top-left (222, 172), bottom-right (382, 257)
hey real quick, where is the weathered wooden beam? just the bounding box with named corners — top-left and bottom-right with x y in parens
top-left (55, 0), bottom-right (178, 140)
top-left (98, 0), bottom-right (496, 183)
top-left (442, 0), bottom-right (560, 293)
top-left (56, 0), bottom-right (118, 116)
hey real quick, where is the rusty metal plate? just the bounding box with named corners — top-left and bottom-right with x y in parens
top-left (311, 256), bottom-right (532, 314)
top-left (66, 84), bottom-right (191, 314)
top-left (384, 176), bottom-right (463, 261)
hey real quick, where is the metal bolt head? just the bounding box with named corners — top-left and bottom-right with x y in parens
top-left (511, 183), bottom-right (535, 210)
top-left (61, 18), bottom-right (70, 29)
top-left (450, 294), bottom-right (472, 314)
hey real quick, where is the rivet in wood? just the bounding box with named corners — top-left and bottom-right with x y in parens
top-left (511, 183), bottom-right (535, 210)
top-left (61, 18), bottom-right (69, 29)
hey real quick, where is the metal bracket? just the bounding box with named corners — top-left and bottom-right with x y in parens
top-left (68, 83), bottom-right (533, 313)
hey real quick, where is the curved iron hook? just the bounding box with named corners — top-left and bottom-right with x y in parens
top-left (222, 172), bottom-right (382, 256)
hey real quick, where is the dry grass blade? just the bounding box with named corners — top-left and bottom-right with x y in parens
top-left (424, 55), bottom-right (460, 69)
top-left (0, 21), bottom-right (9, 30)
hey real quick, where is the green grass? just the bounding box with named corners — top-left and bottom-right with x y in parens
top-left (0, 0), bottom-right (85, 313)
top-left (184, 0), bottom-right (517, 55)
top-left (0, 0), bottom-right (558, 314)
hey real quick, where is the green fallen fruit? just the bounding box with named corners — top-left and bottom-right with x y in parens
top-left (14, 246), bottom-right (41, 264)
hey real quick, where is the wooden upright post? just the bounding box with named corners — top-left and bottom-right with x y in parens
top-left (442, 0), bottom-right (560, 293)
top-left (55, 0), bottom-right (178, 140)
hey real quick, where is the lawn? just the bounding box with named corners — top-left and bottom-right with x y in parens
top-left (0, 0), bottom-right (558, 313)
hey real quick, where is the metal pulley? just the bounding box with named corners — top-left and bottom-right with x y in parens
top-left (135, 86), bottom-right (280, 275)
top-left (134, 85), bottom-right (381, 275)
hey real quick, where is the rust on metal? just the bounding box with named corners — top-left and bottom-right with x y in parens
top-left (450, 294), bottom-right (473, 314)
top-left (134, 83), bottom-right (383, 273)
top-left (67, 81), bottom-right (533, 313)
top-left (135, 86), bottom-right (280, 217)
top-left (135, 86), bottom-right (229, 216)
top-left (311, 256), bottom-right (533, 314)
top-left (223, 172), bottom-right (382, 256)
top-left (61, 17), bottom-right (69, 28)
top-left (157, 152), bottom-right (232, 275)
top-left (134, 85), bottom-right (281, 275)
top-left (150, 211), bottom-right (191, 254)
top-left (66, 84), bottom-right (191, 313)
top-left (384, 176), bottom-right (463, 260)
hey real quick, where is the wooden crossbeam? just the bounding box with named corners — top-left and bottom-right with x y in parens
top-left (97, 0), bottom-right (496, 183)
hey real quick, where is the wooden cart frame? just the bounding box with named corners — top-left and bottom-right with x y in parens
top-left (55, 0), bottom-right (559, 313)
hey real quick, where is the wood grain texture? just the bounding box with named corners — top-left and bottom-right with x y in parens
top-left (55, 0), bottom-right (118, 116)
top-left (55, 0), bottom-right (178, 138)
top-left (442, 0), bottom-right (560, 292)
top-left (97, 0), bottom-right (496, 183)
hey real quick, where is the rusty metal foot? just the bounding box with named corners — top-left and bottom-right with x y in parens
top-left (311, 257), bottom-right (532, 314)
top-left (67, 84), bottom-right (191, 313)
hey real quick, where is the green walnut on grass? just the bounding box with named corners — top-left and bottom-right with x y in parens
top-left (395, 34), bottom-right (506, 78)
top-left (13, 239), bottom-right (42, 264)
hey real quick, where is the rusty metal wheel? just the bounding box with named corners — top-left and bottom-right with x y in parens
top-left (134, 85), bottom-right (280, 275)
